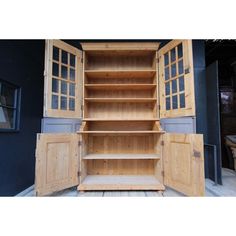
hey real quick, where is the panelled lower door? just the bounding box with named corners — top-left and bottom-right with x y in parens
top-left (35, 134), bottom-right (79, 196)
top-left (163, 133), bottom-right (205, 196)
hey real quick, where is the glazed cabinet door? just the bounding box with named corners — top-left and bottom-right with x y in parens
top-left (44, 40), bottom-right (83, 118)
top-left (163, 133), bottom-right (205, 196)
top-left (158, 40), bottom-right (195, 118)
top-left (35, 134), bottom-right (79, 196)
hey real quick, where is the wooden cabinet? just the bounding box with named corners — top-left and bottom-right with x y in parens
top-left (35, 40), bottom-right (205, 196)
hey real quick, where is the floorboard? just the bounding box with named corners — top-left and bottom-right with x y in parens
top-left (16, 168), bottom-right (236, 197)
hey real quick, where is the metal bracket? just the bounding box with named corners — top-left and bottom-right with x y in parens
top-left (185, 67), bottom-right (190, 74)
top-left (193, 150), bottom-right (201, 158)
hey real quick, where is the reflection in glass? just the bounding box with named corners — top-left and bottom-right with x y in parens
top-left (166, 97), bottom-right (170, 110)
top-left (165, 82), bottom-right (170, 96)
top-left (53, 63), bottom-right (59, 77)
top-left (69, 98), bottom-right (75, 111)
top-left (52, 78), bottom-right (59, 93)
top-left (180, 93), bottom-right (185, 108)
top-left (52, 95), bottom-right (58, 109)
top-left (172, 79), bottom-right (177, 94)
top-left (61, 65), bottom-right (68, 79)
top-left (60, 96), bottom-right (67, 110)
top-left (172, 95), bottom-right (178, 109)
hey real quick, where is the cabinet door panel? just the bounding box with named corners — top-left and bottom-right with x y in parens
top-left (159, 40), bottom-right (195, 118)
top-left (35, 133), bottom-right (79, 196)
top-left (163, 133), bottom-right (205, 196)
top-left (44, 40), bottom-right (83, 118)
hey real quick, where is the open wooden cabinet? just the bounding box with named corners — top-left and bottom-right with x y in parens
top-left (35, 40), bottom-right (205, 196)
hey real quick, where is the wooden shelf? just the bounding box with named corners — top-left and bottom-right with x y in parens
top-left (84, 98), bottom-right (157, 103)
top-left (83, 153), bottom-right (160, 160)
top-left (83, 118), bottom-right (160, 121)
top-left (78, 175), bottom-right (165, 191)
top-left (85, 70), bottom-right (156, 79)
top-left (85, 84), bottom-right (156, 90)
top-left (77, 130), bottom-right (165, 134)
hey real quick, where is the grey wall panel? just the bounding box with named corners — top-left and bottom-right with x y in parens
top-left (160, 117), bottom-right (196, 133)
top-left (41, 118), bottom-right (82, 133)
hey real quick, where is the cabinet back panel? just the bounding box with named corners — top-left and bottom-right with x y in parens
top-left (87, 159), bottom-right (155, 175)
top-left (88, 121), bottom-right (154, 131)
top-left (85, 51), bottom-right (156, 70)
top-left (85, 102), bottom-right (157, 119)
top-left (88, 134), bottom-right (156, 154)
top-left (86, 89), bottom-right (155, 98)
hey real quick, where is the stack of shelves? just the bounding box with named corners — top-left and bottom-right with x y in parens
top-left (77, 48), bottom-right (165, 191)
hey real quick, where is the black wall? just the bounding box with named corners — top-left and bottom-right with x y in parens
top-left (0, 40), bottom-right (44, 196)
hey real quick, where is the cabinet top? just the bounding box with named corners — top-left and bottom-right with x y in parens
top-left (81, 42), bottom-right (160, 51)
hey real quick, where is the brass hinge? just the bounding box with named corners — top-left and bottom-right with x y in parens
top-left (78, 140), bottom-right (82, 146)
top-left (161, 140), bottom-right (164, 146)
top-left (193, 150), bottom-right (201, 158)
top-left (77, 171), bottom-right (81, 176)
top-left (158, 104), bottom-right (161, 110)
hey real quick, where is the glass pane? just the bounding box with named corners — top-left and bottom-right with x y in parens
top-left (60, 96), bottom-right (67, 110)
top-left (0, 107), bottom-right (14, 129)
top-left (172, 79), bottom-right (177, 94)
top-left (52, 78), bottom-right (59, 93)
top-left (69, 98), bottom-right (75, 111)
top-left (180, 93), bottom-right (185, 108)
top-left (164, 53), bottom-right (169, 66)
top-left (171, 48), bottom-right (176, 62)
top-left (172, 95), bottom-right (178, 109)
top-left (1, 84), bottom-right (15, 107)
top-left (166, 97), bottom-right (170, 111)
top-left (61, 65), bottom-right (68, 79)
top-left (51, 95), bottom-right (58, 109)
top-left (62, 50), bottom-right (68, 64)
top-left (61, 81), bottom-right (67, 95)
top-left (53, 46), bottom-right (59, 61)
top-left (70, 54), bottom-right (75, 67)
top-left (165, 82), bottom-right (170, 96)
top-left (165, 67), bottom-right (169, 80)
top-left (70, 68), bottom-right (75, 81)
top-left (178, 43), bottom-right (183, 58)
top-left (52, 63), bottom-right (59, 77)
top-left (178, 59), bottom-right (184, 75)
top-left (179, 76), bottom-right (185, 92)
top-left (69, 83), bottom-right (75, 96)
top-left (171, 63), bottom-right (177, 77)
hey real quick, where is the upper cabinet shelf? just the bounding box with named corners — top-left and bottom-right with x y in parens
top-left (84, 50), bottom-right (157, 71)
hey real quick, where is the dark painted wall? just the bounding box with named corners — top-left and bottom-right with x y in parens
top-left (0, 40), bottom-right (44, 196)
top-left (192, 40), bottom-right (222, 183)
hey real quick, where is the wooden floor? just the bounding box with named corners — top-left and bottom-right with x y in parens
top-left (16, 168), bottom-right (236, 197)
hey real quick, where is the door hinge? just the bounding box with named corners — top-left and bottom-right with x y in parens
top-left (156, 57), bottom-right (159, 63)
top-left (81, 104), bottom-right (84, 110)
top-left (161, 170), bottom-right (164, 177)
top-left (78, 140), bottom-right (82, 146)
top-left (193, 150), bottom-right (201, 158)
top-left (81, 57), bottom-right (83, 63)
top-left (158, 104), bottom-right (161, 110)
top-left (185, 67), bottom-right (190, 74)
top-left (77, 171), bottom-right (81, 176)
top-left (161, 140), bottom-right (164, 146)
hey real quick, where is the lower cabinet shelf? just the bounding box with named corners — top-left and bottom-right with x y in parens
top-left (83, 153), bottom-right (160, 160)
top-left (78, 175), bottom-right (165, 191)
